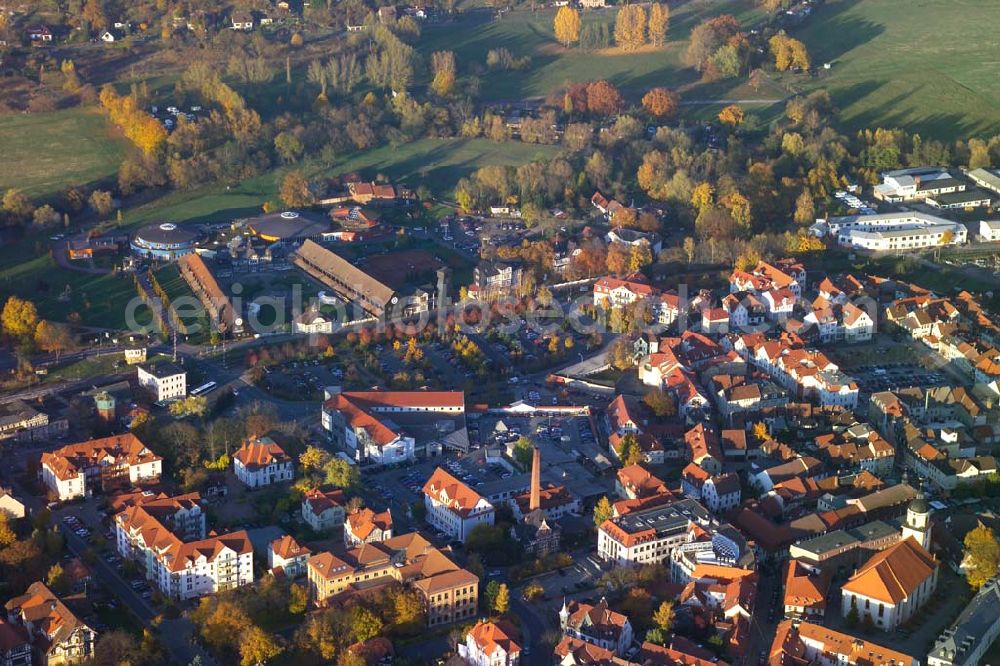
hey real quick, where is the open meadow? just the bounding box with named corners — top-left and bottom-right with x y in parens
top-left (794, 0), bottom-right (1000, 140)
top-left (0, 108), bottom-right (128, 200)
top-left (419, 0), bottom-right (768, 101)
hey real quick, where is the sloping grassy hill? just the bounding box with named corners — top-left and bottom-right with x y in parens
top-left (794, 0), bottom-right (1000, 139)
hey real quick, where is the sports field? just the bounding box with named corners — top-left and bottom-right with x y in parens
top-left (795, 0), bottom-right (1000, 139)
top-left (0, 108), bottom-right (128, 199)
top-left (418, 0), bottom-right (767, 101)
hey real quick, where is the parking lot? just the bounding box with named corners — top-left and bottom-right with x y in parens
top-left (851, 362), bottom-right (950, 396)
top-left (259, 356), bottom-right (346, 399)
top-left (59, 507), bottom-right (154, 602)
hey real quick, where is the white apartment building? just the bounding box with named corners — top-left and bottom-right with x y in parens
top-left (40, 434), bottom-right (162, 501)
top-left (701, 474), bottom-right (741, 514)
top-left (155, 533), bottom-right (254, 600)
top-left (597, 499), bottom-right (710, 567)
top-left (423, 467), bottom-right (495, 542)
top-left (114, 494), bottom-right (253, 600)
top-left (232, 437), bottom-right (294, 488)
top-left (978, 219), bottom-right (1000, 242)
top-left (593, 275), bottom-right (658, 309)
top-left (812, 212), bottom-right (966, 252)
top-left (136, 362), bottom-right (187, 402)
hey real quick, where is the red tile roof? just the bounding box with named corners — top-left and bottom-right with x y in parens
top-left (271, 534), bottom-right (310, 560)
top-left (423, 467), bottom-right (490, 518)
top-left (842, 537), bottom-right (937, 605)
top-left (467, 620), bottom-right (521, 658)
top-left (346, 508), bottom-right (393, 542)
top-left (233, 437), bottom-right (290, 469)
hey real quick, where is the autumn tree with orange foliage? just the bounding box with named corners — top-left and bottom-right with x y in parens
top-left (718, 104), bottom-right (745, 126)
top-left (642, 88), bottom-right (680, 118)
top-left (648, 3), bottom-right (669, 47)
top-left (586, 80), bottom-right (623, 116)
top-left (614, 4), bottom-right (647, 51)
top-left (769, 34), bottom-right (810, 71)
top-left (99, 86), bottom-right (167, 155)
top-left (553, 6), bottom-right (581, 47)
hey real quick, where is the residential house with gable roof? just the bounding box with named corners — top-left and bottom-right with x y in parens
top-left (344, 508), bottom-right (394, 546)
top-left (423, 467), bottom-right (495, 542)
top-left (559, 598), bottom-right (634, 657)
top-left (269, 534), bottom-right (311, 578)
top-left (301, 488), bottom-right (346, 532)
top-left (233, 437), bottom-right (294, 488)
top-left (783, 559), bottom-right (830, 620)
top-left (460, 620), bottom-right (522, 666)
top-left (593, 274), bottom-right (658, 309)
top-left (4, 582), bottom-right (96, 665)
top-left (40, 434), bottom-right (162, 501)
top-left (768, 619), bottom-right (917, 666)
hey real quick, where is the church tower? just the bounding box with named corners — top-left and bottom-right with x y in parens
top-left (559, 598), bottom-right (570, 630)
top-left (902, 492), bottom-right (932, 549)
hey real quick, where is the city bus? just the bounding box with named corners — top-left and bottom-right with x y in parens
top-left (189, 381), bottom-right (218, 397)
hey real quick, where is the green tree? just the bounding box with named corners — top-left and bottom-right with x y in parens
top-left (593, 496), bottom-right (613, 527)
top-left (648, 3), bottom-right (669, 47)
top-left (643, 388), bottom-right (676, 417)
top-left (239, 626), bottom-right (282, 666)
top-left (2, 189), bottom-right (34, 223)
top-left (485, 580), bottom-right (501, 611)
top-left (494, 583), bottom-right (510, 614)
top-left (430, 50), bottom-right (457, 97)
top-left (288, 583), bottom-right (309, 615)
top-left (280, 170), bottom-right (315, 208)
top-left (614, 4), bottom-right (647, 51)
top-left (324, 458), bottom-right (361, 490)
top-left (274, 132), bottom-right (304, 164)
top-left (348, 606), bottom-right (383, 643)
top-left (46, 563), bottom-right (70, 594)
top-left (614, 433), bottom-right (644, 466)
top-left (0, 515), bottom-right (15, 547)
top-left (653, 600), bottom-right (675, 632)
top-left (963, 524), bottom-right (1000, 589)
top-left (2, 296), bottom-right (39, 341)
top-left (300, 445), bottom-right (328, 472)
top-left (512, 436), bottom-right (534, 469)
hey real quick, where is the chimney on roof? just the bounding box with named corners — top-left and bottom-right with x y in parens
top-left (529, 446), bottom-right (541, 512)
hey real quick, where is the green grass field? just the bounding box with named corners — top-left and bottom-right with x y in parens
top-left (419, 0), bottom-right (767, 101)
top-left (116, 137), bottom-right (560, 228)
top-left (794, 0), bottom-right (1000, 139)
top-left (0, 108), bottom-right (128, 200)
top-left (0, 255), bottom-right (143, 330)
top-left (329, 137), bottom-right (562, 191)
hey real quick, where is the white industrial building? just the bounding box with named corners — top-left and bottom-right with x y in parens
top-left (811, 212), bottom-right (966, 252)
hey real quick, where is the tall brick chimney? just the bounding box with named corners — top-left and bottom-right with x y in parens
top-left (529, 446), bottom-right (541, 512)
